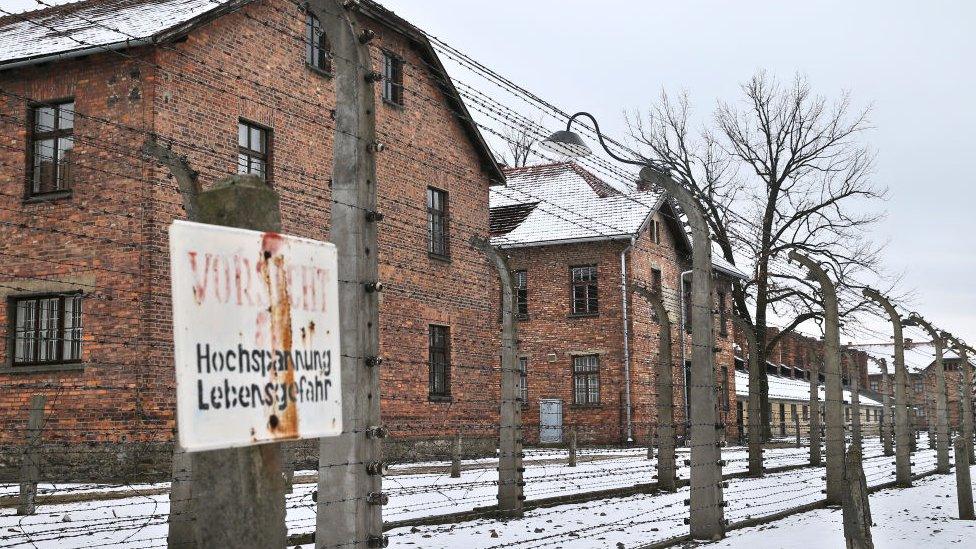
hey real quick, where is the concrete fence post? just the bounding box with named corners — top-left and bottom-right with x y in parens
top-left (954, 436), bottom-right (974, 520)
top-left (791, 252), bottom-right (844, 506)
top-left (848, 355), bottom-right (862, 451)
top-left (952, 343), bottom-right (975, 465)
top-left (905, 315), bottom-right (951, 474)
top-left (471, 237), bottom-right (524, 517)
top-left (451, 432), bottom-right (462, 478)
top-left (863, 289), bottom-right (912, 487)
top-left (648, 170), bottom-right (724, 539)
top-left (842, 445), bottom-right (874, 549)
top-left (734, 315), bottom-right (763, 477)
top-left (809, 348), bottom-right (822, 467)
top-left (568, 427), bottom-right (578, 467)
top-left (632, 283), bottom-right (676, 491)
top-left (877, 358), bottom-right (894, 456)
top-left (17, 395), bottom-right (46, 516)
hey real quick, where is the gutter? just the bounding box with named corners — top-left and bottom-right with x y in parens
top-left (0, 39), bottom-right (154, 71)
top-left (621, 237), bottom-right (635, 443)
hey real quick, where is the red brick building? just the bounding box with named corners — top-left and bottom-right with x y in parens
top-left (489, 162), bottom-right (747, 445)
top-left (0, 0), bottom-right (506, 478)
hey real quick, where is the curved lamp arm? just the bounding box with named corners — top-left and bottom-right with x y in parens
top-left (566, 111), bottom-right (651, 168)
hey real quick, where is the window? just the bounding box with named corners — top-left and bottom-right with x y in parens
top-left (305, 13), bottom-right (332, 74)
top-left (517, 357), bottom-right (528, 403)
top-left (650, 268), bottom-right (662, 295)
top-left (913, 379), bottom-right (924, 394)
top-left (682, 278), bottom-right (692, 333)
top-left (238, 120), bottom-right (270, 181)
top-left (382, 51), bottom-right (404, 106)
top-left (572, 355), bottom-right (600, 405)
top-left (650, 219), bottom-right (662, 244)
top-left (570, 266), bottom-right (598, 315)
top-left (427, 187), bottom-right (449, 258)
top-left (428, 325), bottom-right (450, 399)
top-left (514, 270), bottom-right (528, 318)
top-left (28, 100), bottom-right (74, 196)
top-left (717, 291), bottom-right (728, 337)
top-left (870, 380), bottom-right (879, 392)
top-left (11, 293), bottom-right (82, 366)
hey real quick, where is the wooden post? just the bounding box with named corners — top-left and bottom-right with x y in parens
top-left (795, 412), bottom-right (802, 448)
top-left (863, 289), bottom-right (911, 487)
top-left (792, 252), bottom-right (844, 506)
top-left (471, 237), bottom-right (523, 517)
top-left (650, 171), bottom-right (724, 539)
top-left (450, 432), bottom-right (462, 478)
top-left (632, 283), bottom-right (675, 491)
top-left (842, 444), bottom-right (874, 549)
top-left (809, 347), bottom-right (822, 467)
top-left (955, 436), bottom-right (974, 520)
top-left (312, 2), bottom-right (386, 547)
top-left (568, 427), bottom-right (578, 467)
top-left (17, 395), bottom-right (46, 516)
top-left (734, 316), bottom-right (763, 477)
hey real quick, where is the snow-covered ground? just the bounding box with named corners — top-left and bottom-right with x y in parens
top-left (709, 464), bottom-right (976, 548)
top-left (0, 436), bottom-right (947, 549)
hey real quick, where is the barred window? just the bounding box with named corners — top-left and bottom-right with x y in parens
top-left (517, 357), bottom-right (528, 403)
top-left (11, 293), bottom-right (82, 366)
top-left (427, 187), bottom-right (449, 258)
top-left (382, 51), bottom-right (404, 106)
top-left (29, 100), bottom-right (74, 196)
top-left (428, 325), bottom-right (450, 398)
top-left (572, 355), bottom-right (600, 405)
top-left (570, 265), bottom-right (598, 315)
top-left (514, 270), bottom-right (528, 317)
top-left (238, 120), bottom-right (271, 181)
top-left (305, 13), bottom-right (332, 73)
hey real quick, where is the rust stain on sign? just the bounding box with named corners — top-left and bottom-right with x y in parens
top-left (260, 232), bottom-right (300, 440)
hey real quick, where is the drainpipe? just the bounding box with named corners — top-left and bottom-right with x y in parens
top-left (621, 237), bottom-right (635, 443)
top-left (680, 269), bottom-right (693, 433)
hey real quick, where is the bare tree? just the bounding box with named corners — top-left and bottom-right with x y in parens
top-left (630, 72), bottom-right (888, 435)
top-left (494, 123), bottom-right (535, 167)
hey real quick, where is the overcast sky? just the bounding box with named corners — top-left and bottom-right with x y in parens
top-left (7, 0), bottom-right (976, 344)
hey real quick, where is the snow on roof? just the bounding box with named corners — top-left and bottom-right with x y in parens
top-left (490, 162), bottom-right (664, 248)
top-left (735, 370), bottom-right (881, 407)
top-left (712, 253), bottom-right (749, 281)
top-left (0, 0), bottom-right (237, 68)
top-left (849, 341), bottom-right (965, 375)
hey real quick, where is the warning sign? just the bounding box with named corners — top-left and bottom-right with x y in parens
top-left (169, 220), bottom-right (342, 451)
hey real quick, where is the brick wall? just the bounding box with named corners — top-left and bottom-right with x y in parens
top-left (0, 0), bottom-right (500, 478)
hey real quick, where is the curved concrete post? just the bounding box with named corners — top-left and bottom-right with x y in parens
top-left (863, 288), bottom-right (911, 487)
top-left (471, 236), bottom-right (524, 517)
top-left (847, 353), bottom-right (863, 451)
top-left (641, 167), bottom-right (724, 539)
top-left (906, 315), bottom-right (950, 473)
top-left (733, 315), bottom-right (763, 476)
top-left (789, 251), bottom-right (844, 505)
top-left (312, 2), bottom-right (385, 546)
top-left (951, 342), bottom-right (975, 465)
top-left (632, 283), bottom-right (676, 491)
top-left (808, 347), bottom-right (823, 466)
top-left (870, 357), bottom-right (894, 456)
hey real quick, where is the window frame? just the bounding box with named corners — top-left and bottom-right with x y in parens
top-left (8, 291), bottom-right (83, 369)
top-left (569, 265), bottom-right (598, 317)
top-left (26, 98), bottom-right (75, 200)
top-left (382, 50), bottom-right (405, 107)
top-left (426, 186), bottom-right (450, 259)
top-left (427, 324), bottom-right (451, 401)
top-left (305, 12), bottom-right (333, 76)
top-left (572, 354), bottom-right (601, 406)
top-left (237, 119), bottom-right (272, 183)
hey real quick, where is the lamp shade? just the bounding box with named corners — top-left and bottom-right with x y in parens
top-left (540, 130), bottom-right (592, 158)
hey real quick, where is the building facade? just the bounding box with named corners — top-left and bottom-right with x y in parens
top-left (489, 162), bottom-right (747, 446)
top-left (0, 0), bottom-right (504, 478)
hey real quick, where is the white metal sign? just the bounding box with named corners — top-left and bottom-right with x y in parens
top-left (169, 220), bottom-right (342, 452)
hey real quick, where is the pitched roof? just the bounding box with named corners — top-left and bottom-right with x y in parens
top-left (850, 341), bottom-right (966, 375)
top-left (0, 0), bottom-right (505, 185)
top-left (0, 0), bottom-right (245, 67)
top-left (734, 369), bottom-right (881, 407)
top-left (489, 162), bottom-right (664, 248)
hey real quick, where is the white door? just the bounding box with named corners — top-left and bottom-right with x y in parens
top-left (539, 399), bottom-right (563, 443)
